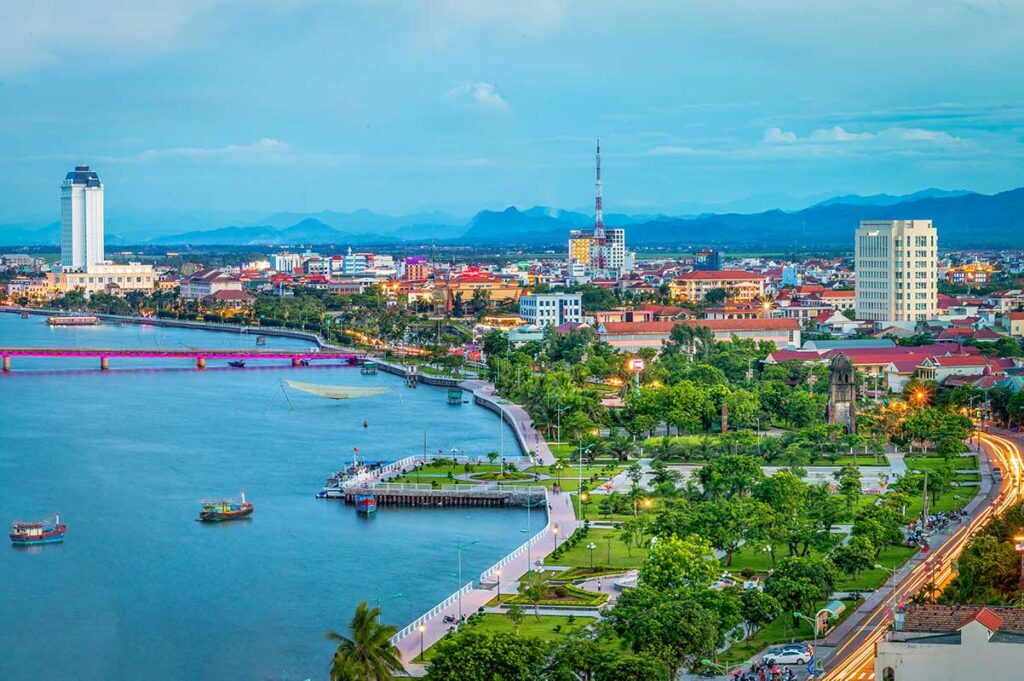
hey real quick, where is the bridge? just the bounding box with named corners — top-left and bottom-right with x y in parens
top-left (0, 347), bottom-right (362, 371)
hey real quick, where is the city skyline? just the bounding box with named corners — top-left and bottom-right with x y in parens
top-left (2, 1), bottom-right (1024, 221)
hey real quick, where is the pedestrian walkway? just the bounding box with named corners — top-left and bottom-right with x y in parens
top-left (460, 380), bottom-right (556, 465)
top-left (393, 486), bottom-right (577, 673)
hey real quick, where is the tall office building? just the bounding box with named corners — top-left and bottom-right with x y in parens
top-left (565, 140), bottom-right (634, 278)
top-left (854, 219), bottom-right (938, 323)
top-left (60, 165), bottom-right (105, 270)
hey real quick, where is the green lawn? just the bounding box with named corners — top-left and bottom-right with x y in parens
top-left (526, 465), bottom-right (624, 493)
top-left (825, 456), bottom-right (890, 467)
top-left (412, 614), bottom-right (596, 663)
top-left (724, 545), bottom-right (826, 573)
top-left (545, 527), bottom-right (650, 569)
top-left (903, 489), bottom-right (972, 516)
top-left (906, 455), bottom-right (978, 473)
top-left (488, 583), bottom-right (608, 608)
top-left (720, 598), bottom-right (861, 666)
top-left (834, 544), bottom-right (919, 592)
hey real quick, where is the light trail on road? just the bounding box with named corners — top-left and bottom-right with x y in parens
top-left (822, 431), bottom-right (1024, 680)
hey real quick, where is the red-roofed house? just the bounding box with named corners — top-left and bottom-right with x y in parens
top-left (1007, 311), bottom-right (1024, 338)
top-left (668, 270), bottom-right (766, 303)
top-left (597, 318), bottom-right (800, 352)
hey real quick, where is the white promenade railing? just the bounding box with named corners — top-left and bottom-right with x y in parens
top-left (390, 582), bottom-right (474, 646)
top-left (364, 482), bottom-right (546, 494)
top-left (479, 522), bottom-right (551, 584)
top-left (341, 453), bottom-right (535, 491)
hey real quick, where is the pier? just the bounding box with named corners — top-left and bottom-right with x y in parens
top-left (0, 347), bottom-right (362, 371)
top-left (343, 482), bottom-right (545, 507)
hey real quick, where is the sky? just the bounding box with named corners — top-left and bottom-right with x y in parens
top-left (2, 0), bottom-right (1023, 223)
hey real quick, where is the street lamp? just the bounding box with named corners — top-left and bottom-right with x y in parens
top-left (496, 568), bottom-right (502, 601)
top-left (587, 542), bottom-right (597, 570)
top-left (580, 491), bottom-right (589, 520)
top-left (875, 563), bottom-right (899, 628)
top-left (552, 524), bottom-right (560, 550)
top-left (455, 537), bottom-right (480, 621)
top-left (794, 611), bottom-right (822, 648)
top-left (418, 623), bottom-right (426, 660)
top-left (373, 590), bottom-right (403, 625)
top-left (1014, 532), bottom-right (1024, 605)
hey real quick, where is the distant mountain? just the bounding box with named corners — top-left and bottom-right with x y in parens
top-left (622, 187), bottom-right (1024, 248)
top-left (813, 188), bottom-right (973, 208)
top-left (257, 209), bottom-right (463, 234)
top-left (0, 222), bottom-right (59, 246)
top-left (149, 218), bottom-right (350, 246)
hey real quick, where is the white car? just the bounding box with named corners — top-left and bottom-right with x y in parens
top-left (762, 646), bottom-right (809, 665)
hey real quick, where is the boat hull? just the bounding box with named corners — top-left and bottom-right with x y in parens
top-left (9, 525), bottom-right (66, 545)
top-left (199, 507), bottom-right (253, 522)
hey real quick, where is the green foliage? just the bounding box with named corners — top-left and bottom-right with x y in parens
top-left (638, 535), bottom-right (720, 591)
top-left (325, 601), bottom-right (404, 681)
top-left (424, 631), bottom-right (549, 681)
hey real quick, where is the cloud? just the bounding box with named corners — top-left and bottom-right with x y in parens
top-left (763, 127), bottom-right (798, 143)
top-left (138, 138), bottom-right (295, 160)
top-left (808, 126), bottom-right (874, 142)
top-left (445, 82), bottom-right (509, 110)
top-left (646, 145), bottom-right (724, 157)
top-left (410, 0), bottom-right (565, 48)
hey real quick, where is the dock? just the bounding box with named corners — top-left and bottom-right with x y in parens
top-left (343, 482), bottom-right (545, 507)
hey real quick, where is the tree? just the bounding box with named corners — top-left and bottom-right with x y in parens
top-left (595, 655), bottom-right (669, 681)
top-left (505, 602), bottom-right (525, 635)
top-left (739, 589), bottom-right (781, 641)
top-left (520, 571), bottom-right (549, 621)
top-left (548, 634), bottom-right (607, 681)
top-left (607, 585), bottom-right (719, 681)
top-left (649, 460), bottom-right (679, 487)
top-left (697, 454), bottom-right (765, 500)
top-left (638, 535), bottom-right (720, 591)
top-left (833, 465), bottom-right (862, 513)
top-left (764, 557), bottom-right (836, 632)
top-left (325, 601), bottom-right (404, 681)
top-left (1008, 391), bottom-right (1024, 426)
top-left (423, 631), bottom-right (548, 681)
top-left (830, 535), bottom-right (875, 577)
top-left (704, 287), bottom-right (731, 305)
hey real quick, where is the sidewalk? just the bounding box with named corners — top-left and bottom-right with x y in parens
top-left (393, 487), bottom-right (577, 673)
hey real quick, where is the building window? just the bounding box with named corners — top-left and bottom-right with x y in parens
top-left (883, 667), bottom-right (895, 681)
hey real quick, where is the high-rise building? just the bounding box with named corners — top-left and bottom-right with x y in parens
top-left (60, 165), bottom-right (105, 270)
top-left (855, 219), bottom-right (938, 323)
top-left (693, 248), bottom-right (721, 271)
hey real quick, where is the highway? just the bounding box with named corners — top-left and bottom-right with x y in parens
top-left (821, 431), bottom-right (1024, 680)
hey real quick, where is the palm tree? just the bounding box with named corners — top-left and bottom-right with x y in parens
top-left (325, 601), bottom-right (404, 681)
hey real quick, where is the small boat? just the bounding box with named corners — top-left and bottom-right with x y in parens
top-left (360, 361), bottom-right (378, 375)
top-left (256, 336), bottom-right (267, 345)
top-left (447, 388), bottom-right (464, 406)
top-left (198, 493), bottom-right (253, 522)
top-left (20, 312), bottom-right (30, 319)
top-left (228, 360), bottom-right (246, 368)
top-left (10, 514), bottom-right (66, 546)
top-left (355, 491), bottom-right (377, 515)
top-left (299, 359), bottom-right (310, 367)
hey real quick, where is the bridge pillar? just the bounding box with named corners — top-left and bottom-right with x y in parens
top-left (2, 356), bottom-right (9, 372)
top-left (100, 357), bottom-right (109, 371)
top-left (196, 357), bottom-right (206, 370)
top-left (292, 357), bottom-right (301, 367)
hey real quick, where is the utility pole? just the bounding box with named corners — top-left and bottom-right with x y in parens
top-left (921, 470), bottom-right (929, 530)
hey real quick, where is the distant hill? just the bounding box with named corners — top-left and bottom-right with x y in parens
top-left (813, 188), bottom-right (973, 208)
top-left (2, 187), bottom-right (1021, 248)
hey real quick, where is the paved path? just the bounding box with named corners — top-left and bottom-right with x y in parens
top-left (460, 380), bottom-right (556, 466)
top-left (393, 487), bottom-right (577, 674)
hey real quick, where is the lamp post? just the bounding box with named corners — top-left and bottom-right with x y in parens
top-left (552, 524), bottom-right (560, 550)
top-left (794, 611), bottom-right (821, 648)
top-left (456, 537), bottom-right (479, 621)
top-left (587, 542), bottom-right (597, 570)
top-left (373, 590), bottom-right (403, 625)
top-left (418, 623), bottom-right (426, 660)
top-left (580, 491), bottom-right (589, 520)
top-left (875, 563), bottom-right (899, 628)
top-left (496, 568), bottom-right (502, 601)
top-left (1014, 532), bottom-right (1024, 605)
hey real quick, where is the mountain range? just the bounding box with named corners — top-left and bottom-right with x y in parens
top-left (0, 187), bottom-right (1020, 249)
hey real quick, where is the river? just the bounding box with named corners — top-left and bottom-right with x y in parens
top-left (0, 313), bottom-right (528, 681)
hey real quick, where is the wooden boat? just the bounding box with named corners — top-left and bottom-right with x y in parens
top-left (228, 360), bottom-right (246, 368)
top-left (199, 493), bottom-right (253, 522)
top-left (10, 514), bottom-right (66, 545)
top-left (355, 492), bottom-right (377, 515)
top-left (255, 336), bottom-right (267, 345)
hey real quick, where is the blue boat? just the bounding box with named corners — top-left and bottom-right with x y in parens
top-left (9, 514), bottom-right (66, 546)
top-left (355, 492), bottom-right (377, 515)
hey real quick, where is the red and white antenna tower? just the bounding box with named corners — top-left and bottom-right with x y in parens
top-left (594, 138), bottom-right (605, 240)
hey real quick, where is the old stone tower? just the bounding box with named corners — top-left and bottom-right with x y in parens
top-left (827, 353), bottom-right (857, 433)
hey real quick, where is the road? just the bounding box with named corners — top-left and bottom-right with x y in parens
top-left (820, 430), bottom-right (1024, 681)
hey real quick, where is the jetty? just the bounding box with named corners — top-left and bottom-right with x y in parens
top-left (343, 482), bottom-right (544, 507)
top-left (0, 346), bottom-right (362, 371)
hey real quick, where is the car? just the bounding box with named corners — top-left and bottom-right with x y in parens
top-left (763, 646), bottom-right (809, 665)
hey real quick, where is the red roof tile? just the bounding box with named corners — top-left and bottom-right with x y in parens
top-left (601, 318), bottom-right (799, 335)
top-left (674, 270), bottom-right (765, 281)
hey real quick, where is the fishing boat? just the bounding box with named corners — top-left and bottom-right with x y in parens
top-left (360, 361), bottom-right (378, 375)
top-left (198, 493), bottom-right (253, 522)
top-left (20, 312), bottom-right (30, 319)
top-left (355, 491), bottom-right (377, 515)
top-left (447, 388), bottom-right (464, 405)
top-left (228, 360), bottom-right (246, 368)
top-left (9, 515), bottom-right (66, 546)
top-left (255, 336), bottom-right (267, 345)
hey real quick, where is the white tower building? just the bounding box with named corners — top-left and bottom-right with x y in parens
top-left (855, 219), bottom-right (938, 324)
top-left (61, 165), bottom-right (105, 270)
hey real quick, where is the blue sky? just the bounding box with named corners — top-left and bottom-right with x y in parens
top-left (2, 0), bottom-right (1023, 221)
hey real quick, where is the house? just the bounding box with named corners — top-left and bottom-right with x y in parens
top-left (597, 318), bottom-right (800, 352)
top-left (875, 605), bottom-right (1024, 681)
top-left (1007, 312), bottom-right (1024, 338)
top-left (668, 270), bottom-right (766, 303)
top-left (178, 269), bottom-right (243, 300)
top-left (201, 289), bottom-right (255, 309)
